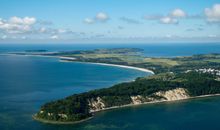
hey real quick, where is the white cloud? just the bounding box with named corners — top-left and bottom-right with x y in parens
top-left (50, 35), bottom-right (59, 39)
top-left (58, 29), bottom-right (67, 33)
top-left (9, 17), bottom-right (24, 24)
top-left (9, 16), bottom-right (36, 25)
top-left (160, 17), bottom-right (178, 24)
top-left (96, 12), bottom-right (109, 21)
top-left (0, 16), bottom-right (36, 34)
top-left (84, 12), bottom-right (109, 24)
top-left (0, 17), bottom-right (72, 36)
top-left (170, 9), bottom-right (186, 18)
top-left (145, 9), bottom-right (186, 25)
top-left (205, 4), bottom-right (220, 22)
top-left (84, 18), bottom-right (94, 24)
top-left (0, 17), bottom-right (86, 41)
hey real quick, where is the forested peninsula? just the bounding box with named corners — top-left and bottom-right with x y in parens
top-left (12, 48), bottom-right (220, 124)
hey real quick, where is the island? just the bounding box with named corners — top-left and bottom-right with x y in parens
top-left (11, 48), bottom-right (220, 124)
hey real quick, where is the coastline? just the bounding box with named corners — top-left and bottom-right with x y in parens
top-left (33, 93), bottom-right (220, 124)
top-left (0, 53), bottom-right (58, 59)
top-left (33, 114), bottom-right (93, 125)
top-left (90, 93), bottom-right (220, 113)
top-left (83, 62), bottom-right (155, 74)
top-left (5, 53), bottom-right (220, 124)
top-left (2, 53), bottom-right (155, 74)
top-left (14, 54), bottom-right (153, 124)
top-left (59, 58), bottom-right (155, 74)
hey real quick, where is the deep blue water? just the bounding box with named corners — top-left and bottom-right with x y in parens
top-left (0, 43), bottom-right (220, 130)
top-left (0, 54), bottom-right (150, 130)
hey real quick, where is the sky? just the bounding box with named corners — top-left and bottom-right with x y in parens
top-left (0, 0), bottom-right (220, 43)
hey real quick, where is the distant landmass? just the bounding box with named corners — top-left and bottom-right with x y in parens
top-left (11, 48), bottom-right (220, 124)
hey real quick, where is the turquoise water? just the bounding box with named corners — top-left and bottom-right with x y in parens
top-left (0, 43), bottom-right (220, 130)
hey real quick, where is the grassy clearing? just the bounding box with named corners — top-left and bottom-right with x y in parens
top-left (67, 54), bottom-right (125, 58)
top-left (143, 58), bottom-right (179, 67)
top-left (66, 54), bottom-right (144, 63)
top-left (205, 59), bottom-right (220, 63)
top-left (63, 53), bottom-right (180, 67)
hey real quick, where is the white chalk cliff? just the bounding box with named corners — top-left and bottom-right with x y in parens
top-left (88, 88), bottom-right (190, 112)
top-left (88, 97), bottom-right (105, 112)
top-left (154, 88), bottom-right (189, 101)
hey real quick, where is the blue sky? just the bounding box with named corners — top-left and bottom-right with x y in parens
top-left (0, 0), bottom-right (220, 43)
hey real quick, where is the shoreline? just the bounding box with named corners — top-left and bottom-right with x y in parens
top-left (83, 62), bottom-right (155, 74)
top-left (2, 53), bottom-right (155, 74)
top-left (91, 93), bottom-right (220, 113)
top-left (33, 93), bottom-right (220, 125)
top-left (0, 53), bottom-right (58, 59)
top-left (59, 58), bottom-right (155, 74)
top-left (5, 53), bottom-right (220, 124)
top-left (33, 114), bottom-right (93, 125)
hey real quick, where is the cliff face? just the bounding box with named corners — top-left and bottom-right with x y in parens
top-left (131, 95), bottom-right (146, 104)
top-left (154, 88), bottom-right (189, 101)
top-left (88, 88), bottom-right (190, 112)
top-left (130, 88), bottom-right (189, 105)
top-left (34, 71), bottom-right (220, 124)
top-left (88, 97), bottom-right (105, 112)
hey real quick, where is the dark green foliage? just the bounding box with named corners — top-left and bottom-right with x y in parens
top-left (36, 72), bottom-right (220, 122)
top-left (102, 96), bottom-right (131, 107)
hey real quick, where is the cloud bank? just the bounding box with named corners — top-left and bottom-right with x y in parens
top-left (144, 8), bottom-right (186, 24)
top-left (205, 4), bottom-right (220, 22)
top-left (0, 16), bottom-right (36, 34)
top-left (84, 12), bottom-right (109, 24)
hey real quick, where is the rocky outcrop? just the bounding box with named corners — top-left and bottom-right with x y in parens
top-left (131, 88), bottom-right (189, 105)
top-left (131, 95), bottom-right (145, 104)
top-left (154, 88), bottom-right (189, 101)
top-left (47, 112), bottom-right (53, 116)
top-left (88, 97), bottom-right (105, 112)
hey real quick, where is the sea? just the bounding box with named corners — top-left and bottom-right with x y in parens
top-left (0, 43), bottom-right (220, 130)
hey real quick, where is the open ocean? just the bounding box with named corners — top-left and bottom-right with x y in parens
top-left (0, 43), bottom-right (220, 130)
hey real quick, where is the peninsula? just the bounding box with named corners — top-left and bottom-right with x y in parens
top-left (12, 48), bottom-right (220, 124)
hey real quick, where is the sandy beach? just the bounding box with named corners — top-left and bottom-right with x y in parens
top-left (86, 62), bottom-right (155, 74)
top-left (59, 56), bottom-right (155, 74)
